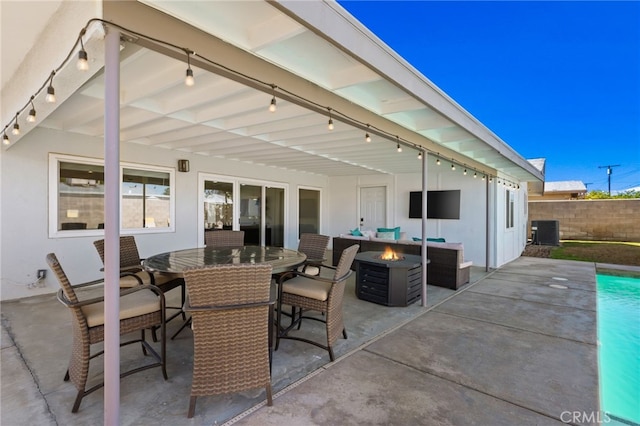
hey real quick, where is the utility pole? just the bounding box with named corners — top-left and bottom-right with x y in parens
top-left (598, 165), bottom-right (621, 196)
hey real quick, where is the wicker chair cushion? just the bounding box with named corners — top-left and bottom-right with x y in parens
top-left (282, 275), bottom-right (332, 301)
top-left (119, 272), bottom-right (149, 287)
top-left (297, 265), bottom-right (320, 276)
top-left (119, 271), bottom-right (182, 287)
top-left (81, 289), bottom-right (160, 327)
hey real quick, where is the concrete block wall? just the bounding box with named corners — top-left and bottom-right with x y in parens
top-left (528, 199), bottom-right (640, 242)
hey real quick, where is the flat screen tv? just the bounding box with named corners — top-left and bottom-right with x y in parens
top-left (409, 190), bottom-right (461, 220)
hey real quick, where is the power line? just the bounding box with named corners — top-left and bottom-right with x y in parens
top-left (598, 164), bottom-right (621, 195)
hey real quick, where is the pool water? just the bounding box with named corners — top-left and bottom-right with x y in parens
top-left (597, 273), bottom-right (640, 425)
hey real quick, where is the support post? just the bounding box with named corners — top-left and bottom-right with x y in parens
top-left (104, 27), bottom-right (121, 425)
top-left (421, 151), bottom-right (428, 307)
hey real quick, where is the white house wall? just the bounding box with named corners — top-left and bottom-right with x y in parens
top-left (1, 129), bottom-right (529, 301)
top-left (0, 127), bottom-right (329, 300)
top-left (328, 166), bottom-right (499, 268)
top-left (493, 181), bottom-right (528, 267)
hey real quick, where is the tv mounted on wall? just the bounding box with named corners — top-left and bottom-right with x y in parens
top-left (409, 190), bottom-right (461, 220)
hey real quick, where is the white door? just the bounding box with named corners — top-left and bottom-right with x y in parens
top-left (360, 186), bottom-right (386, 230)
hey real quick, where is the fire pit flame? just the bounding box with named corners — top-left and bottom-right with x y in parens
top-left (379, 246), bottom-right (403, 261)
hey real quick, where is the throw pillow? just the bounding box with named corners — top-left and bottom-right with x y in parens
top-left (377, 227), bottom-right (401, 239)
top-left (413, 237), bottom-right (446, 242)
top-left (376, 231), bottom-right (396, 240)
top-left (350, 228), bottom-right (363, 236)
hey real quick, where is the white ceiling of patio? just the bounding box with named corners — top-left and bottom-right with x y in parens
top-left (2, 0), bottom-right (544, 182)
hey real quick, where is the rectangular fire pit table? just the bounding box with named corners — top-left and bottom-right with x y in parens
top-left (354, 251), bottom-right (427, 307)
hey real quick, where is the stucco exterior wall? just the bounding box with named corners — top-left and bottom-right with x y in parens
top-left (528, 199), bottom-right (640, 242)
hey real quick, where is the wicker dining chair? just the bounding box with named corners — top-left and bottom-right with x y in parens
top-left (93, 236), bottom-right (186, 326)
top-left (46, 253), bottom-right (167, 413)
top-left (183, 263), bottom-right (274, 418)
top-left (204, 230), bottom-right (245, 248)
top-left (276, 244), bottom-right (359, 362)
top-left (296, 233), bottom-right (330, 276)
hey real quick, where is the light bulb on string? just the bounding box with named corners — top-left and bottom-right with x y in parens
top-left (463, 169), bottom-right (467, 176)
top-left (396, 136), bottom-right (402, 152)
top-left (269, 85), bottom-right (277, 112)
top-left (27, 98), bottom-right (36, 123)
top-left (184, 50), bottom-right (195, 86)
top-left (451, 163), bottom-right (455, 171)
top-left (473, 172), bottom-right (477, 179)
top-left (45, 72), bottom-right (56, 103)
top-left (77, 37), bottom-right (89, 71)
top-left (2, 132), bottom-right (9, 146)
top-left (327, 108), bottom-right (334, 130)
top-left (11, 114), bottom-right (20, 135)
top-left (418, 151), bottom-right (422, 160)
top-left (436, 158), bottom-right (441, 166)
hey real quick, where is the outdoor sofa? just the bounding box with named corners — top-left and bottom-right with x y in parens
top-left (332, 235), bottom-right (473, 290)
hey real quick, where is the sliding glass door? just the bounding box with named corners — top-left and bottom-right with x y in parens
top-left (299, 188), bottom-right (321, 237)
top-left (200, 174), bottom-right (286, 247)
top-left (240, 184), bottom-right (262, 245)
top-left (266, 186), bottom-right (285, 247)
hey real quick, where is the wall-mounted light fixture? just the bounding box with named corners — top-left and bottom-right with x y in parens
top-left (178, 159), bottom-right (190, 172)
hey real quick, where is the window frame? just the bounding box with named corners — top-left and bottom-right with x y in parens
top-left (506, 188), bottom-right (515, 229)
top-left (49, 153), bottom-right (176, 238)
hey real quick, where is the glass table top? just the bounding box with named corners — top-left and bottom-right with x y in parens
top-left (143, 246), bottom-right (307, 275)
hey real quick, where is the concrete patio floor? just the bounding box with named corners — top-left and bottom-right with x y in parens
top-left (1, 256), bottom-right (608, 425)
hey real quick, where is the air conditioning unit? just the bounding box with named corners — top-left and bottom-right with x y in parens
top-left (531, 220), bottom-right (560, 246)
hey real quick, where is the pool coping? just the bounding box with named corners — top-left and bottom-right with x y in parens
top-left (596, 263), bottom-right (640, 278)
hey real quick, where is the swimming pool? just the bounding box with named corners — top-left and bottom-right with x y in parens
top-left (597, 273), bottom-right (640, 425)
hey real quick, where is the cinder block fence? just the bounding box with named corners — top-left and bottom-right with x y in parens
top-left (528, 199), bottom-right (640, 242)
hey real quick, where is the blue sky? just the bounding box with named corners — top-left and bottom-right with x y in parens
top-left (339, 1), bottom-right (640, 192)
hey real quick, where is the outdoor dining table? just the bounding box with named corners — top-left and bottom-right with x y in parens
top-left (142, 245), bottom-right (307, 275)
top-left (142, 245), bottom-right (307, 341)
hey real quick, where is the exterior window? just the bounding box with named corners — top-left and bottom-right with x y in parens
top-left (58, 161), bottom-right (104, 230)
top-left (506, 189), bottom-right (515, 229)
top-left (50, 154), bottom-right (174, 236)
top-left (122, 168), bottom-right (171, 229)
top-left (299, 188), bottom-right (320, 236)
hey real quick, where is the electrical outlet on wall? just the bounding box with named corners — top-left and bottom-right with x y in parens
top-left (37, 269), bottom-right (47, 279)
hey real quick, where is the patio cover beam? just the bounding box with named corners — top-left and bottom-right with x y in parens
top-left (102, 1), bottom-right (495, 177)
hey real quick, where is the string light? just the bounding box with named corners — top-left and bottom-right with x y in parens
top-left (269, 84), bottom-right (277, 112)
top-left (76, 30), bottom-right (89, 71)
top-left (11, 114), bottom-right (20, 135)
top-left (45, 72), bottom-right (56, 103)
top-left (27, 98), bottom-right (36, 123)
top-left (185, 49), bottom-right (195, 86)
top-left (1, 18), bottom-right (526, 192)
